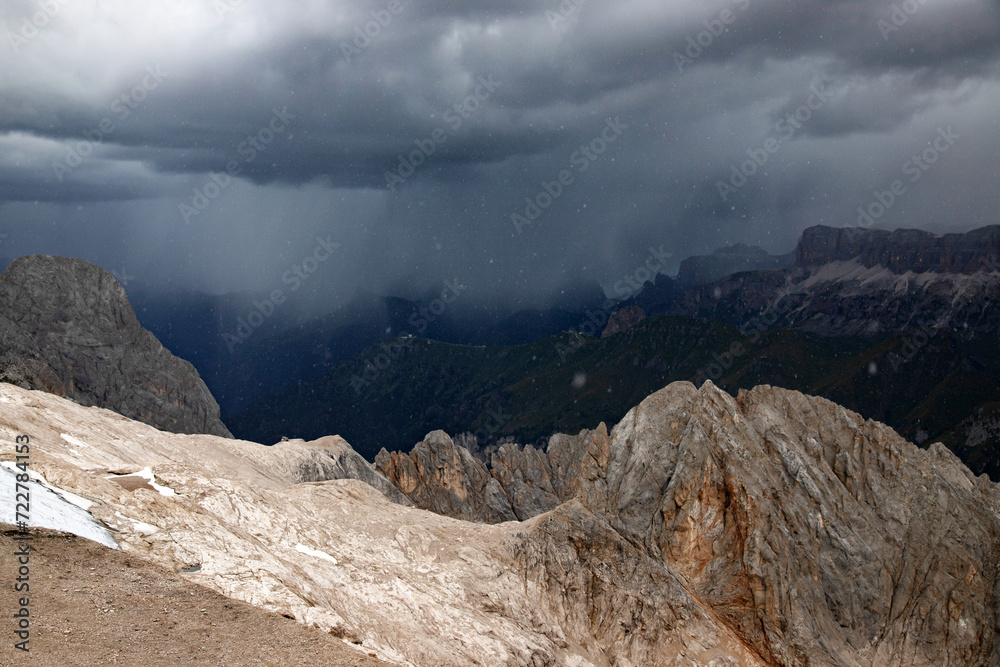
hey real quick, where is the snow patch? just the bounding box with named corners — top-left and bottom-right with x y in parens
top-left (1, 461), bottom-right (95, 510)
top-left (134, 466), bottom-right (177, 497)
top-left (115, 511), bottom-right (159, 536)
top-left (61, 433), bottom-right (91, 449)
top-left (105, 466), bottom-right (177, 497)
top-left (131, 521), bottom-right (159, 537)
top-left (295, 543), bottom-right (338, 565)
top-left (0, 465), bottom-right (117, 549)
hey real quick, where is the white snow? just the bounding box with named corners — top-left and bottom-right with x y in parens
top-left (1, 461), bottom-right (95, 510)
top-left (131, 521), bottom-right (159, 536)
top-left (295, 543), bottom-right (338, 565)
top-left (105, 466), bottom-right (177, 497)
top-left (60, 433), bottom-right (91, 449)
top-left (0, 465), bottom-right (118, 549)
top-left (134, 466), bottom-right (177, 497)
top-left (60, 432), bottom-right (92, 457)
top-left (114, 511), bottom-right (159, 536)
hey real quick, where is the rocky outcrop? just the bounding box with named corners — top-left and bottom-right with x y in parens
top-left (378, 382), bottom-right (1000, 666)
top-left (4, 379), bottom-right (1000, 666)
top-left (0, 255), bottom-right (231, 437)
top-left (600, 304), bottom-right (645, 338)
top-left (639, 225), bottom-right (1000, 337)
top-left (375, 427), bottom-right (598, 523)
top-left (0, 381), bottom-right (759, 666)
top-left (671, 257), bottom-right (1000, 337)
top-left (263, 435), bottom-right (411, 506)
top-left (374, 431), bottom-right (514, 522)
top-left (677, 243), bottom-right (794, 286)
top-left (795, 224), bottom-right (1000, 274)
top-left (575, 381), bottom-right (1000, 666)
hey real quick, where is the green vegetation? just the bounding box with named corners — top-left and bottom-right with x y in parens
top-left (229, 315), bottom-right (1000, 479)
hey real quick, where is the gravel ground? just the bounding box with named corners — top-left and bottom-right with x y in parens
top-left (0, 525), bottom-right (393, 666)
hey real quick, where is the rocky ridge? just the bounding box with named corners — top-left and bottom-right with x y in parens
top-left (374, 428), bottom-right (595, 523)
top-left (3, 379), bottom-right (999, 665)
top-left (378, 382), bottom-right (1000, 665)
top-left (795, 224), bottom-right (1000, 274)
top-left (671, 257), bottom-right (1000, 336)
top-left (600, 304), bottom-right (646, 338)
top-left (0, 255), bottom-right (231, 437)
top-left (657, 224), bottom-right (1000, 337)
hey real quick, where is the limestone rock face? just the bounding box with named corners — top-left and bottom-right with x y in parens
top-left (375, 430), bottom-right (520, 523)
top-left (664, 225), bottom-right (1000, 337)
top-left (0, 255), bottom-right (231, 437)
top-left (375, 427), bottom-right (599, 523)
top-left (795, 224), bottom-right (1000, 274)
top-left (0, 382), bottom-right (758, 666)
top-left (379, 382), bottom-right (1000, 666)
top-left (671, 257), bottom-right (1000, 337)
top-left (577, 382), bottom-right (1000, 666)
top-left (600, 305), bottom-right (645, 338)
top-left (4, 380), bottom-right (1000, 666)
top-left (262, 435), bottom-right (412, 506)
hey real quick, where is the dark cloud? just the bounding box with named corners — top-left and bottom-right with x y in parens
top-left (0, 0), bottom-right (998, 306)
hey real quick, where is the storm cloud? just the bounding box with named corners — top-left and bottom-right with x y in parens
top-left (0, 0), bottom-right (998, 308)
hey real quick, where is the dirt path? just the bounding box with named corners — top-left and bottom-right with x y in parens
top-left (0, 525), bottom-right (393, 666)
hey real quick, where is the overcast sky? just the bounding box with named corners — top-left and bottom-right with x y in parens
top-left (1, 0), bottom-right (998, 309)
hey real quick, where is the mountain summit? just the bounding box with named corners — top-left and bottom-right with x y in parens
top-left (0, 255), bottom-right (231, 437)
top-left (795, 224), bottom-right (1000, 274)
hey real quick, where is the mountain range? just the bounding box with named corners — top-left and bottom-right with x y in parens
top-left (4, 224), bottom-right (995, 482)
top-left (3, 378), bottom-right (999, 665)
top-left (222, 224), bottom-right (1000, 481)
top-left (1, 226), bottom-right (999, 664)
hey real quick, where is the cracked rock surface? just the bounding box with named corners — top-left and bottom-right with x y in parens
top-left (2, 379), bottom-right (999, 665)
top-left (381, 381), bottom-right (1000, 666)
